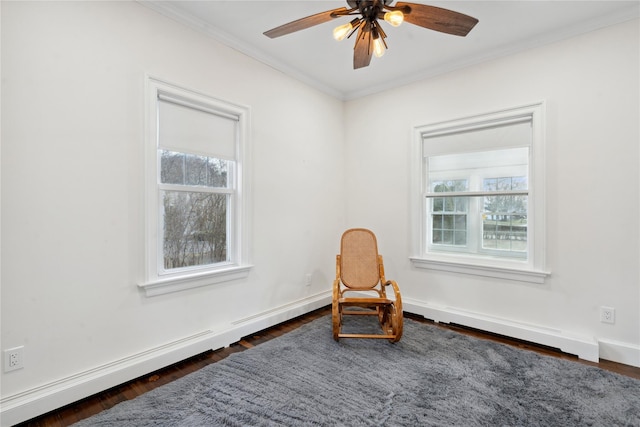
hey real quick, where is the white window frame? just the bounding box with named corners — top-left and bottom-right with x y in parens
top-left (140, 76), bottom-right (252, 296)
top-left (410, 102), bottom-right (549, 283)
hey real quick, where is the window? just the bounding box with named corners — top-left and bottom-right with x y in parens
top-left (141, 77), bottom-right (252, 296)
top-left (411, 103), bottom-right (548, 283)
top-left (427, 147), bottom-right (528, 259)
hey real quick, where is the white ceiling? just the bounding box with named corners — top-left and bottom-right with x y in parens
top-left (143, 1), bottom-right (639, 100)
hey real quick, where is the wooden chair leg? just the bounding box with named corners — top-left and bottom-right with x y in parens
top-left (332, 301), bottom-right (341, 341)
top-left (378, 305), bottom-right (391, 334)
top-left (390, 303), bottom-right (403, 343)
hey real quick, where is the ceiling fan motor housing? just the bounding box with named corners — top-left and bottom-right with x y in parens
top-left (347, 0), bottom-right (394, 21)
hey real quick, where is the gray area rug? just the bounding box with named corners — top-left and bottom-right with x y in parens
top-left (73, 315), bottom-right (640, 426)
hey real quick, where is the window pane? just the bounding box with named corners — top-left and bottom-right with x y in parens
top-left (160, 151), bottom-right (185, 184)
top-left (433, 197), bottom-right (444, 212)
top-left (454, 197), bottom-right (467, 212)
top-left (482, 192), bottom-right (527, 252)
top-left (160, 150), bottom-right (228, 188)
top-left (484, 176), bottom-right (528, 192)
top-left (432, 214), bottom-right (443, 229)
top-left (185, 154), bottom-right (207, 186)
top-left (444, 197), bottom-right (455, 212)
top-left (432, 213), bottom-right (467, 246)
top-left (512, 176), bottom-right (527, 190)
top-left (483, 178), bottom-right (496, 191)
top-left (431, 179), bottom-right (467, 193)
top-left (497, 177), bottom-right (511, 191)
top-left (207, 158), bottom-right (228, 187)
top-left (162, 191), bottom-right (228, 269)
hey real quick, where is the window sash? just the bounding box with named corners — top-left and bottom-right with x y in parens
top-left (425, 148), bottom-right (530, 259)
top-left (426, 193), bottom-right (529, 258)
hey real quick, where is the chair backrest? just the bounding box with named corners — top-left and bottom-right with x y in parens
top-left (340, 228), bottom-right (380, 290)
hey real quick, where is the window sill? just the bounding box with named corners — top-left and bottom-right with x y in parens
top-left (410, 256), bottom-right (549, 284)
top-left (139, 265), bottom-right (252, 297)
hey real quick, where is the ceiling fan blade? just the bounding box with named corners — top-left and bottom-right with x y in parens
top-left (264, 7), bottom-right (349, 38)
top-left (353, 21), bottom-right (373, 69)
top-left (395, 2), bottom-right (478, 36)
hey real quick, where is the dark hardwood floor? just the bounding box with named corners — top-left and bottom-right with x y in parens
top-left (17, 306), bottom-right (640, 426)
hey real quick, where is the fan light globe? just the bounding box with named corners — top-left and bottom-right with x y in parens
top-left (333, 22), bottom-right (352, 41)
top-left (384, 10), bottom-right (404, 27)
top-left (372, 38), bottom-right (385, 58)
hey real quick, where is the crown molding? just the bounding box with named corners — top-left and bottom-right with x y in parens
top-left (138, 1), bottom-right (639, 102)
top-left (137, 0), bottom-right (345, 100)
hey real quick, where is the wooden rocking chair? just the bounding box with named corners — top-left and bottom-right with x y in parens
top-left (332, 228), bottom-right (403, 342)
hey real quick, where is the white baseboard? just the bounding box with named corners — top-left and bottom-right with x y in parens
top-left (5, 294), bottom-right (634, 426)
top-left (598, 339), bottom-right (640, 368)
top-left (0, 291), bottom-right (331, 427)
top-left (403, 298), bottom-right (600, 363)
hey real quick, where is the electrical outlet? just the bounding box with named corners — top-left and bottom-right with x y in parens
top-left (600, 307), bottom-right (615, 324)
top-left (305, 273), bottom-right (312, 286)
top-left (4, 346), bottom-right (24, 372)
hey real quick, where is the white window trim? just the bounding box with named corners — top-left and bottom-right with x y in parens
top-left (140, 76), bottom-right (252, 296)
top-left (410, 102), bottom-right (550, 284)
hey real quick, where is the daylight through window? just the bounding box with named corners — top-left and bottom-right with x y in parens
top-left (426, 146), bottom-right (529, 259)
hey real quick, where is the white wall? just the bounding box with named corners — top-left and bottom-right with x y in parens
top-left (344, 19), bottom-right (639, 364)
top-left (2, 1), bottom-right (638, 424)
top-left (1, 1), bottom-right (345, 423)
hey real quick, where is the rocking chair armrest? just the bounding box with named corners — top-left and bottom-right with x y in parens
top-left (383, 280), bottom-right (403, 312)
top-left (332, 278), bottom-right (341, 301)
top-left (383, 279), bottom-right (399, 289)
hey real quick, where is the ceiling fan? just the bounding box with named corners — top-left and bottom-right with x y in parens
top-left (263, 0), bottom-right (478, 69)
